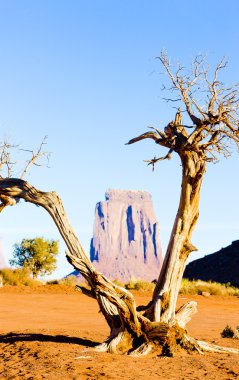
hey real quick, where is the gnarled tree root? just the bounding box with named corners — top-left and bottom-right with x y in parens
top-left (90, 324), bottom-right (239, 356)
top-left (83, 299), bottom-right (239, 356)
top-left (194, 339), bottom-right (239, 354)
top-left (94, 331), bottom-right (126, 353)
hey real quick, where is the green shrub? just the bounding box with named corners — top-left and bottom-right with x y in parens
top-left (10, 237), bottom-right (59, 279)
top-left (0, 268), bottom-right (41, 286)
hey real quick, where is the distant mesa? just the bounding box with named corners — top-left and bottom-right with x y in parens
top-left (72, 189), bottom-right (163, 282)
top-left (184, 240), bottom-right (239, 287)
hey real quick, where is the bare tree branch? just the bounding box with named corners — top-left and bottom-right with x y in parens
top-left (20, 136), bottom-right (50, 179)
top-left (126, 131), bottom-right (161, 145)
top-left (144, 149), bottom-right (173, 171)
top-left (0, 141), bottom-right (18, 178)
top-left (0, 137), bottom-right (50, 212)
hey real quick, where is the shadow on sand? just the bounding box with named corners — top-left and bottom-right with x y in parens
top-left (0, 332), bottom-right (99, 347)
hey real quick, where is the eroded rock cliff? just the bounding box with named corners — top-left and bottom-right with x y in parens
top-left (89, 189), bottom-right (163, 282)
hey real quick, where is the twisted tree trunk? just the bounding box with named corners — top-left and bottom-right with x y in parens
top-left (151, 152), bottom-right (205, 323)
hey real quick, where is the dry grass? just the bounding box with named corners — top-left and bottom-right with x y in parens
top-left (1, 269), bottom-right (239, 298)
top-left (125, 278), bottom-right (155, 292)
top-left (47, 275), bottom-right (79, 286)
top-left (0, 268), bottom-right (42, 286)
top-left (47, 275), bottom-right (85, 287)
top-left (117, 278), bottom-right (239, 296)
top-left (180, 279), bottom-right (239, 296)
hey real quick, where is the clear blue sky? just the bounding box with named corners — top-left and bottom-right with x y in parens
top-left (0, 0), bottom-right (238, 279)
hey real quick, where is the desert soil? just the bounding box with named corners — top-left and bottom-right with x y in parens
top-left (0, 285), bottom-right (239, 380)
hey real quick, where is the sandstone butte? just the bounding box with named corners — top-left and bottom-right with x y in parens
top-left (72, 189), bottom-right (163, 282)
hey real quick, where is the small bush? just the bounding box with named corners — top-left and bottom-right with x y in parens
top-left (46, 279), bottom-right (59, 285)
top-left (221, 325), bottom-right (236, 338)
top-left (46, 275), bottom-right (86, 287)
top-left (125, 279), bottom-right (155, 292)
top-left (47, 275), bottom-right (79, 286)
top-left (113, 279), bottom-right (125, 287)
top-left (59, 275), bottom-right (79, 286)
top-left (0, 268), bottom-right (41, 286)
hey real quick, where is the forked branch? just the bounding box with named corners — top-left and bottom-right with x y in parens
top-left (128, 52), bottom-right (239, 166)
top-left (144, 149), bottom-right (173, 171)
top-left (0, 136), bottom-right (50, 181)
top-left (20, 136), bottom-right (50, 179)
top-left (0, 137), bottom-right (50, 212)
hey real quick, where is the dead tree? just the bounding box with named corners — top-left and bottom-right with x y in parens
top-left (1, 53), bottom-right (239, 356)
top-left (127, 52), bottom-right (239, 327)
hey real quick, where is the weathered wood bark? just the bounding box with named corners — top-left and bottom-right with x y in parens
top-left (123, 48), bottom-right (239, 354)
top-left (151, 152), bottom-right (206, 323)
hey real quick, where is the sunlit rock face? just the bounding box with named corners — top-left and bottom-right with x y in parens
top-left (89, 189), bottom-right (163, 282)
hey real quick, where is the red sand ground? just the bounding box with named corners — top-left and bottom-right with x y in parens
top-left (0, 285), bottom-right (239, 380)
